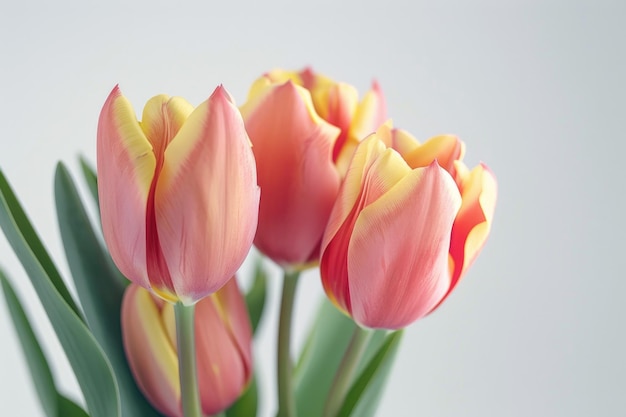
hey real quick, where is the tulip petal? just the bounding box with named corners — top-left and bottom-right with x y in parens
top-left (241, 81), bottom-right (340, 266)
top-left (401, 133), bottom-right (464, 175)
top-left (97, 86), bottom-right (155, 289)
top-left (448, 162), bottom-right (497, 291)
top-left (347, 163), bottom-right (462, 329)
top-left (122, 285), bottom-right (180, 417)
top-left (140, 95), bottom-right (194, 158)
top-left (195, 284), bottom-right (250, 415)
top-left (155, 86), bottom-right (260, 304)
top-left (321, 137), bottom-right (412, 315)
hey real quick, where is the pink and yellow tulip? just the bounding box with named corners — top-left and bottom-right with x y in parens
top-left (261, 68), bottom-right (387, 173)
top-left (121, 278), bottom-right (253, 417)
top-left (97, 85), bottom-right (260, 304)
top-left (240, 78), bottom-right (341, 268)
top-left (320, 127), bottom-right (496, 329)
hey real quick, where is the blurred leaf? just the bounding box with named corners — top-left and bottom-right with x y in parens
top-left (245, 260), bottom-right (267, 335)
top-left (0, 170), bottom-right (83, 319)
top-left (0, 169), bottom-right (120, 417)
top-left (79, 155), bottom-right (99, 209)
top-left (57, 395), bottom-right (90, 417)
top-left (293, 299), bottom-right (386, 417)
top-left (337, 330), bottom-right (404, 417)
top-left (54, 163), bottom-right (161, 417)
top-left (225, 373), bottom-right (258, 417)
top-left (0, 268), bottom-right (58, 416)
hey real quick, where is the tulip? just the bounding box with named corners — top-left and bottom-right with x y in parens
top-left (122, 278), bottom-right (253, 417)
top-left (97, 85), bottom-right (260, 304)
top-left (240, 79), bottom-right (341, 268)
top-left (320, 128), bottom-right (496, 329)
top-left (261, 68), bottom-right (387, 173)
top-left (377, 126), bottom-right (497, 303)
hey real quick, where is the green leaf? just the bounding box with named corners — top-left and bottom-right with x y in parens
top-left (54, 163), bottom-right (161, 417)
top-left (0, 268), bottom-right (58, 416)
top-left (57, 395), bottom-right (90, 417)
top-left (0, 170), bottom-right (83, 319)
top-left (245, 260), bottom-right (267, 335)
top-left (0, 168), bottom-right (121, 417)
top-left (337, 330), bottom-right (404, 417)
top-left (225, 373), bottom-right (258, 417)
top-left (79, 155), bottom-right (99, 209)
top-left (293, 299), bottom-right (386, 417)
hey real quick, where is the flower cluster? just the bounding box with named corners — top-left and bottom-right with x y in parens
top-left (0, 67), bottom-right (497, 417)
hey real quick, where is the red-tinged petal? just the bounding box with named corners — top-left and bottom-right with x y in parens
top-left (211, 278), bottom-right (253, 377)
top-left (195, 288), bottom-right (250, 414)
top-left (347, 162), bottom-right (462, 329)
top-left (447, 163), bottom-right (497, 292)
top-left (321, 137), bottom-right (411, 315)
top-left (327, 83), bottom-right (359, 161)
top-left (241, 81), bottom-right (341, 266)
top-left (97, 86), bottom-right (155, 290)
top-left (155, 85), bottom-right (260, 304)
top-left (122, 285), bottom-right (181, 417)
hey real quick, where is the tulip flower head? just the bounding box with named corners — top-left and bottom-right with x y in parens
top-left (261, 68), bottom-right (387, 172)
top-left (97, 85), bottom-right (260, 304)
top-left (320, 127), bottom-right (496, 330)
top-left (122, 278), bottom-right (253, 417)
top-left (240, 78), bottom-right (341, 268)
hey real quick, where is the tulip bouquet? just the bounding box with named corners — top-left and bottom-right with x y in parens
top-left (0, 68), bottom-right (496, 417)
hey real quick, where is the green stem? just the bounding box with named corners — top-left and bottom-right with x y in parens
top-left (277, 269), bottom-right (300, 417)
top-left (323, 325), bottom-right (371, 417)
top-left (174, 302), bottom-right (202, 417)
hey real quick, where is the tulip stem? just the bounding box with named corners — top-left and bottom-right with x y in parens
top-left (277, 269), bottom-right (300, 417)
top-left (174, 302), bottom-right (202, 417)
top-left (323, 325), bottom-right (371, 417)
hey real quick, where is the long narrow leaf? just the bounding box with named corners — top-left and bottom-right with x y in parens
top-left (54, 163), bottom-right (161, 417)
top-left (57, 395), bottom-right (90, 417)
top-left (245, 260), bottom-right (267, 335)
top-left (0, 169), bottom-right (121, 417)
top-left (0, 269), bottom-right (58, 416)
top-left (0, 171), bottom-right (82, 319)
top-left (337, 330), bottom-right (404, 417)
top-left (78, 156), bottom-right (99, 209)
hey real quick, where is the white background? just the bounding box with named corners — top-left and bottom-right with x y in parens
top-left (1, 1), bottom-right (625, 416)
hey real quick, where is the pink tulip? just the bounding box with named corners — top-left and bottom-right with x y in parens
top-left (121, 278), bottom-right (253, 417)
top-left (240, 79), bottom-right (341, 268)
top-left (97, 85), bottom-right (260, 304)
top-left (320, 128), bottom-right (496, 329)
top-left (262, 68), bottom-right (387, 173)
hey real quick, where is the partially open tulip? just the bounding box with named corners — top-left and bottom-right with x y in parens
top-left (122, 278), bottom-right (253, 417)
top-left (97, 85), bottom-right (260, 304)
top-left (377, 125), bottom-right (497, 303)
top-left (320, 128), bottom-right (496, 329)
top-left (261, 68), bottom-right (387, 173)
top-left (240, 79), bottom-right (341, 268)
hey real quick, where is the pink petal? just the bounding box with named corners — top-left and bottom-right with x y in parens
top-left (241, 81), bottom-right (341, 266)
top-left (347, 162), bottom-right (461, 329)
top-left (155, 85), bottom-right (260, 304)
top-left (121, 285), bottom-right (181, 417)
top-left (97, 86), bottom-right (155, 290)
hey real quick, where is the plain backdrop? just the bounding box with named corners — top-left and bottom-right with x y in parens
top-left (1, 1), bottom-right (624, 416)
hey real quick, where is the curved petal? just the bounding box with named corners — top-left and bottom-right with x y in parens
top-left (401, 133), bottom-right (464, 176)
top-left (140, 95), bottom-right (194, 158)
top-left (195, 289), bottom-right (250, 415)
top-left (97, 86), bottom-right (155, 289)
top-left (155, 85), bottom-right (260, 304)
top-left (241, 81), bottom-right (340, 266)
top-left (321, 138), bottom-right (411, 315)
top-left (122, 285), bottom-right (180, 417)
top-left (348, 162), bottom-right (462, 329)
top-left (447, 162), bottom-right (497, 292)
